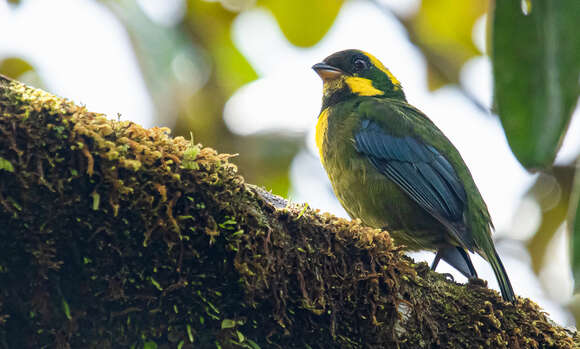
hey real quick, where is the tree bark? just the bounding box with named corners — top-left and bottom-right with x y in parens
top-left (0, 75), bottom-right (577, 348)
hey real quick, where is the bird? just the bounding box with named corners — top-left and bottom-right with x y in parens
top-left (312, 49), bottom-right (515, 302)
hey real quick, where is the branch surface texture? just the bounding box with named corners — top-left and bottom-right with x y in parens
top-left (0, 76), bottom-right (577, 348)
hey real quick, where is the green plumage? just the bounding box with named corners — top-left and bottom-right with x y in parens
top-left (313, 50), bottom-right (515, 302)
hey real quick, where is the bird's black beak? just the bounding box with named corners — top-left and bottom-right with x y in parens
top-left (312, 63), bottom-right (344, 81)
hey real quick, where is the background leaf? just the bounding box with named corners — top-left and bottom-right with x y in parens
top-left (262, 0), bottom-right (344, 47)
top-left (571, 164), bottom-right (580, 293)
top-left (407, 0), bottom-right (486, 90)
top-left (0, 57), bottom-right (34, 79)
top-left (492, 0), bottom-right (580, 170)
top-left (526, 166), bottom-right (574, 273)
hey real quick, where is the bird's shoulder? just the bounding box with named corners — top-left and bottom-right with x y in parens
top-left (353, 97), bottom-right (440, 139)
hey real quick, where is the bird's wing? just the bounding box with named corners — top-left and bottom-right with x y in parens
top-left (354, 119), bottom-right (473, 249)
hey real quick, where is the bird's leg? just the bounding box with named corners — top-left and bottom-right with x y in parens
top-left (431, 252), bottom-right (442, 270)
top-left (441, 273), bottom-right (456, 282)
top-left (431, 250), bottom-right (455, 282)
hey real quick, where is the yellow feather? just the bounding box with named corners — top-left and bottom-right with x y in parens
top-left (362, 51), bottom-right (401, 89)
top-left (315, 108), bottom-right (330, 164)
top-left (323, 77), bottom-right (346, 99)
top-left (345, 77), bottom-right (384, 96)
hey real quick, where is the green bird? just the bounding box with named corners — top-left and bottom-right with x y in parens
top-left (312, 49), bottom-right (515, 302)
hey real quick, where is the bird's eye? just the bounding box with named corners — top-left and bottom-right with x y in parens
top-left (353, 58), bottom-right (368, 71)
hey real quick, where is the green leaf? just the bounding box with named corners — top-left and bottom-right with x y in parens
top-left (0, 57), bottom-right (34, 80)
top-left (492, 0), bottom-right (580, 170)
top-left (262, 0), bottom-right (344, 47)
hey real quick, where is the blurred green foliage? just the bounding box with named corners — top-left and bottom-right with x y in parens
top-left (0, 57), bottom-right (34, 78)
top-left (492, 0), bottom-right (580, 170)
top-left (0, 57), bottom-right (43, 89)
top-left (263, 0), bottom-right (344, 47)
top-left (2, 0), bottom-right (580, 324)
top-left (572, 171), bottom-right (580, 292)
top-left (491, 0), bottom-right (580, 323)
top-left (407, 0), bottom-right (487, 90)
top-left (526, 167), bottom-right (574, 275)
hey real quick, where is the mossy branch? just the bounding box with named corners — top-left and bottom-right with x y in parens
top-left (0, 75), bottom-right (577, 348)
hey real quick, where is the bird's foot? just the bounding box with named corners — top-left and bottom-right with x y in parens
top-left (441, 273), bottom-right (455, 282)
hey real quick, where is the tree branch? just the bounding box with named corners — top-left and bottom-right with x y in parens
top-left (0, 76), bottom-right (577, 348)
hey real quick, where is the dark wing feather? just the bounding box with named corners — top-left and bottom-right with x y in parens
top-left (355, 119), bottom-right (472, 248)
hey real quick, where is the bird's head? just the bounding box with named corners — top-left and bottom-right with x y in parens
top-left (313, 49), bottom-right (405, 109)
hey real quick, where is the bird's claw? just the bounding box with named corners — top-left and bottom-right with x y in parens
top-left (441, 273), bottom-right (455, 282)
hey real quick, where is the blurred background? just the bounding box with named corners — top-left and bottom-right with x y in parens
top-left (1, 0), bottom-right (579, 326)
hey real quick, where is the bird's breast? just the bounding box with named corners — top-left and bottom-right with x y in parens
top-left (315, 108), bottom-right (330, 165)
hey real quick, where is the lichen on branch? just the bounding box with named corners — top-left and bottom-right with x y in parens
top-left (0, 75), bottom-right (577, 348)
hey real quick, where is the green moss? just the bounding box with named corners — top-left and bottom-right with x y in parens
top-left (0, 76), bottom-right (577, 348)
top-left (61, 298), bottom-right (72, 320)
top-left (0, 156), bottom-right (14, 172)
top-left (182, 132), bottom-right (201, 170)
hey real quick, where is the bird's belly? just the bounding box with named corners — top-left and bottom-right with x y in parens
top-left (326, 156), bottom-right (448, 250)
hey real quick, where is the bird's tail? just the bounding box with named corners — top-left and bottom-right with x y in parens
top-left (486, 245), bottom-right (515, 303)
